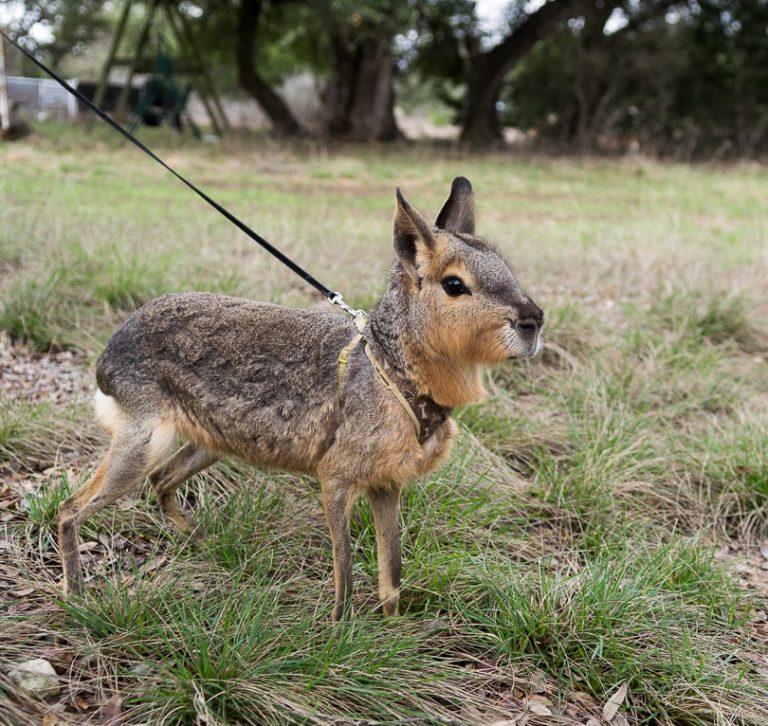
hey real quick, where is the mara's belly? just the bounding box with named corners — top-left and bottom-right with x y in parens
top-left (170, 397), bottom-right (337, 476)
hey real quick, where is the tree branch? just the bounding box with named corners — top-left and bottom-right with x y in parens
top-left (477, 0), bottom-right (581, 84)
top-left (235, 0), bottom-right (304, 136)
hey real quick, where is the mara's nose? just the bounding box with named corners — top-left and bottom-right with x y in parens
top-left (516, 318), bottom-right (539, 337)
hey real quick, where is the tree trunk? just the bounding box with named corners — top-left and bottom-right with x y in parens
top-left (236, 0), bottom-right (304, 136)
top-left (324, 28), bottom-right (400, 142)
top-left (459, 0), bottom-right (580, 147)
top-left (573, 0), bottom-right (622, 152)
top-left (461, 61), bottom-right (505, 146)
top-left (0, 35), bottom-right (10, 133)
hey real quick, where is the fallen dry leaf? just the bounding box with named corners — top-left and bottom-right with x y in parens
top-left (11, 587), bottom-right (35, 598)
top-left (527, 700), bottom-right (553, 716)
top-left (74, 694), bottom-right (94, 711)
top-left (142, 556), bottom-right (167, 573)
top-left (102, 695), bottom-right (123, 725)
top-left (42, 714), bottom-right (59, 726)
top-left (527, 669), bottom-right (548, 693)
top-left (603, 682), bottom-right (628, 721)
top-left (572, 691), bottom-right (599, 708)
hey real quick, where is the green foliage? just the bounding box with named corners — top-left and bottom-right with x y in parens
top-left (1, 0), bottom-right (109, 77)
top-left (683, 421), bottom-right (768, 528)
top-left (199, 483), bottom-right (288, 577)
top-left (643, 290), bottom-right (760, 352)
top-left (7, 0), bottom-right (768, 153)
top-left (501, 0), bottom-right (768, 156)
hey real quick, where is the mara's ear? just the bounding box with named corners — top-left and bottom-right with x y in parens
top-left (435, 176), bottom-right (475, 235)
top-left (394, 188), bottom-right (436, 282)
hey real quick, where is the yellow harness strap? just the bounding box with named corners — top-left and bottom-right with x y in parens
top-left (337, 333), bottom-right (363, 394)
top-left (364, 344), bottom-right (421, 439)
top-left (337, 312), bottom-right (367, 404)
top-left (336, 315), bottom-right (421, 439)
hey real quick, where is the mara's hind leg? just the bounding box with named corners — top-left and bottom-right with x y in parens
top-left (58, 422), bottom-right (175, 596)
top-left (149, 443), bottom-right (218, 537)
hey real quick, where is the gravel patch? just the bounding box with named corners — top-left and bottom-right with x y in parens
top-left (0, 331), bottom-right (93, 406)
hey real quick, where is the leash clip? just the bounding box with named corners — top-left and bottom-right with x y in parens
top-left (329, 292), bottom-right (368, 329)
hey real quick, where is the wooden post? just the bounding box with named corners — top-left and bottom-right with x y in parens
top-left (87, 0), bottom-right (133, 129)
top-left (171, 3), bottom-right (231, 133)
top-left (0, 33), bottom-right (10, 132)
top-left (163, 1), bottom-right (223, 136)
top-left (115, 0), bottom-right (159, 118)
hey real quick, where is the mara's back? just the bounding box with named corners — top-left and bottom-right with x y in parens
top-left (96, 292), bottom-right (354, 472)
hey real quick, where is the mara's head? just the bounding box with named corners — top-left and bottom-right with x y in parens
top-left (392, 176), bottom-right (544, 364)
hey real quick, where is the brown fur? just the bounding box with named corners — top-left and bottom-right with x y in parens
top-left (58, 177), bottom-right (543, 620)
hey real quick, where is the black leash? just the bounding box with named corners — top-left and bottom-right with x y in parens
top-left (0, 28), bottom-right (365, 318)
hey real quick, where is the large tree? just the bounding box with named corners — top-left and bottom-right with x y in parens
top-left (235, 0), bottom-right (305, 136)
top-left (197, 0), bottom-right (406, 140)
top-left (324, 17), bottom-right (399, 141)
top-left (321, 1), bottom-right (408, 141)
top-left (460, 0), bottom-right (585, 146)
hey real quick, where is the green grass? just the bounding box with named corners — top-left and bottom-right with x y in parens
top-left (462, 544), bottom-right (755, 726)
top-left (1, 124), bottom-right (766, 725)
top-left (23, 471), bottom-right (73, 531)
top-left (58, 573), bottom-right (477, 724)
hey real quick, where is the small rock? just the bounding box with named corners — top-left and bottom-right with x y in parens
top-left (8, 658), bottom-right (60, 697)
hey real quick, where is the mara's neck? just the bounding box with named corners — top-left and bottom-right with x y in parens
top-left (365, 273), bottom-right (486, 408)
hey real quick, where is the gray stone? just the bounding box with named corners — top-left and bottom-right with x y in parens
top-left (8, 658), bottom-right (60, 697)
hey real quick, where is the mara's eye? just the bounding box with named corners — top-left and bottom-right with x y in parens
top-left (441, 276), bottom-right (469, 297)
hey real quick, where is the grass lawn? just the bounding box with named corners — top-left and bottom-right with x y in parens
top-left (1, 123), bottom-right (767, 725)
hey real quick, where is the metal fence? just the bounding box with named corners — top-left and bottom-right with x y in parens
top-left (7, 76), bottom-right (79, 120)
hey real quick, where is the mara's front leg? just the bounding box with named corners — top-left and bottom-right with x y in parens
top-left (366, 486), bottom-right (402, 617)
top-left (321, 479), bottom-right (356, 622)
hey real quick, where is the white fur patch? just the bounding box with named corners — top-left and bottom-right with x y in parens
top-left (94, 389), bottom-right (177, 464)
top-left (93, 389), bottom-right (127, 434)
top-left (148, 422), bottom-right (178, 463)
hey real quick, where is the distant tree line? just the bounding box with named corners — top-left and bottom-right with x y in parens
top-left (5, 0), bottom-right (768, 156)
